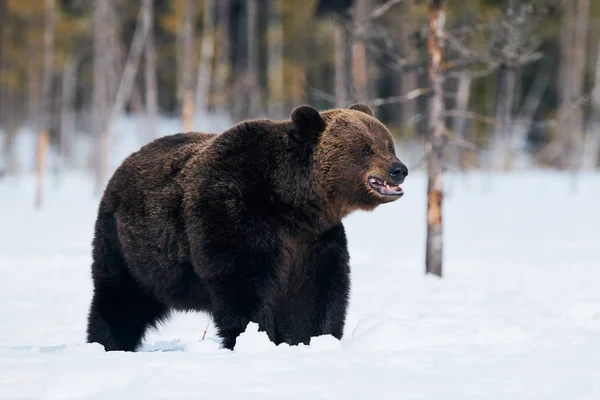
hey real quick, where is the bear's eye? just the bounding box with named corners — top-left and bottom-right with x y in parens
top-left (362, 145), bottom-right (373, 157)
top-left (388, 144), bottom-right (395, 154)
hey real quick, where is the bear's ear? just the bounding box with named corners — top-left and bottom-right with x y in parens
top-left (348, 103), bottom-right (374, 116)
top-left (291, 105), bottom-right (326, 137)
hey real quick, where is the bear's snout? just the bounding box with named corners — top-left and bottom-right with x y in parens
top-left (388, 162), bottom-right (408, 184)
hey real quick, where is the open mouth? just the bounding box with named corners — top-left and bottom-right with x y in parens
top-left (368, 176), bottom-right (404, 197)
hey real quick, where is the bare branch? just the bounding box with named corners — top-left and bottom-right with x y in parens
top-left (443, 127), bottom-right (477, 150)
top-left (444, 110), bottom-right (504, 126)
top-left (309, 87), bottom-right (336, 104)
top-left (366, 88), bottom-right (430, 107)
top-left (444, 89), bottom-right (597, 130)
top-left (367, 0), bottom-right (405, 21)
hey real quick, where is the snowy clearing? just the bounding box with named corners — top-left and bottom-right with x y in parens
top-left (1, 170), bottom-right (600, 399)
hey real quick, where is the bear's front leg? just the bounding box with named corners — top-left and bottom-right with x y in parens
top-left (308, 223), bottom-right (351, 340)
top-left (208, 275), bottom-right (277, 350)
top-left (275, 223), bottom-right (351, 345)
top-left (194, 240), bottom-right (280, 350)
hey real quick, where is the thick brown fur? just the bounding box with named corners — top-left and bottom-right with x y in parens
top-left (86, 104), bottom-right (408, 351)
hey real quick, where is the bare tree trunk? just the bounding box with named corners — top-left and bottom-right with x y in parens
top-left (93, 0), bottom-right (110, 195)
top-left (181, 0), bottom-right (196, 132)
top-left (0, 0), bottom-right (5, 131)
top-left (0, 6), bottom-right (19, 176)
top-left (352, 0), bottom-right (371, 102)
top-left (0, 0), bottom-right (8, 175)
top-left (334, 19), bottom-right (352, 108)
top-left (35, 130), bottom-right (50, 206)
top-left (395, 2), bottom-right (418, 128)
top-left (247, 0), bottom-right (261, 117)
top-left (510, 64), bottom-right (551, 169)
top-left (59, 56), bottom-right (76, 169)
top-left (583, 43), bottom-right (600, 170)
top-left (452, 70), bottom-right (472, 170)
top-left (36, 0), bottom-right (55, 208)
top-left (425, 0), bottom-right (445, 278)
top-left (27, 39), bottom-right (41, 130)
top-left (195, 0), bottom-right (216, 116)
top-left (267, 0), bottom-right (284, 119)
top-left (109, 2), bottom-right (152, 125)
top-left (491, 66), bottom-right (516, 170)
top-left (214, 0), bottom-right (231, 115)
top-left (231, 3), bottom-right (248, 121)
top-left (555, 0), bottom-right (589, 171)
top-left (144, 0), bottom-right (158, 141)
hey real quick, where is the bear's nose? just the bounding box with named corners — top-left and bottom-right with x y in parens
top-left (389, 162), bottom-right (408, 183)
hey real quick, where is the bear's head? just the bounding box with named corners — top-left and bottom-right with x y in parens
top-left (290, 103), bottom-right (408, 216)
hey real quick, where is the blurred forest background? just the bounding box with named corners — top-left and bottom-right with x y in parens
top-left (1, 0), bottom-right (600, 195)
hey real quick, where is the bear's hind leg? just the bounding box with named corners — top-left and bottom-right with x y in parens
top-left (86, 266), bottom-right (168, 352)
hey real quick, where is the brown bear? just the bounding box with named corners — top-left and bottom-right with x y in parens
top-left (86, 103), bottom-right (408, 351)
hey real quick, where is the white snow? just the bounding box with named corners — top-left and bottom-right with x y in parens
top-left (2, 167), bottom-right (600, 399)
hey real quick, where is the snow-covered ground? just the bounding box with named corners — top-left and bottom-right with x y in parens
top-left (1, 167), bottom-right (600, 399)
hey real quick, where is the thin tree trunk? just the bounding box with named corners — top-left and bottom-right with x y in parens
top-left (396, 1), bottom-right (418, 128)
top-left (352, 0), bottom-right (371, 102)
top-left (27, 40), bottom-right (41, 130)
top-left (556, 0), bottom-right (589, 171)
top-left (425, 0), bottom-right (445, 278)
top-left (452, 70), bottom-right (472, 170)
top-left (267, 0), bottom-right (284, 119)
top-left (195, 0), bottom-right (216, 117)
top-left (181, 0), bottom-right (196, 131)
top-left (569, 0), bottom-right (589, 175)
top-left (510, 64), bottom-right (551, 169)
top-left (36, 0), bottom-right (55, 208)
top-left (231, 3), bottom-right (248, 121)
top-left (0, 0), bottom-right (5, 130)
top-left (0, 7), bottom-right (18, 175)
top-left (491, 66), bottom-right (516, 170)
top-left (247, 0), bottom-right (261, 117)
top-left (334, 19), bottom-right (352, 108)
top-left (93, 0), bottom-right (110, 195)
top-left (214, 0), bottom-right (231, 115)
top-left (583, 43), bottom-right (600, 170)
top-left (59, 56), bottom-right (76, 168)
top-left (109, 2), bottom-right (152, 125)
top-left (144, 0), bottom-right (158, 141)
top-left (35, 130), bottom-right (50, 207)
